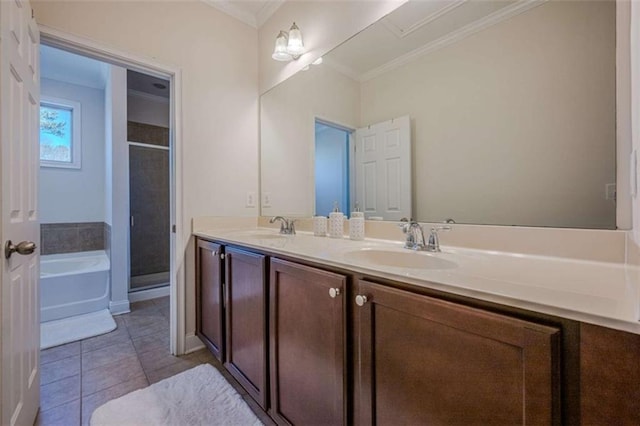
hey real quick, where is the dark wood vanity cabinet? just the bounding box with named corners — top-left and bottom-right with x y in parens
top-left (196, 237), bottom-right (640, 425)
top-left (354, 279), bottom-right (561, 425)
top-left (580, 323), bottom-right (640, 424)
top-left (269, 258), bottom-right (347, 426)
top-left (224, 247), bottom-right (268, 409)
top-left (196, 239), bottom-right (225, 361)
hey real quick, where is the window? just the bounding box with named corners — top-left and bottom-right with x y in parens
top-left (40, 96), bottom-right (81, 168)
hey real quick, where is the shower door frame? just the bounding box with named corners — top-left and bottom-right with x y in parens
top-left (39, 25), bottom-right (186, 356)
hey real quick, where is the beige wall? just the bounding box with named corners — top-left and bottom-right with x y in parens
top-left (32, 1), bottom-right (259, 343)
top-left (632, 1), bottom-right (640, 245)
top-left (360, 0), bottom-right (616, 228)
top-left (261, 64), bottom-right (360, 216)
top-left (617, 0), bottom-right (632, 230)
top-left (127, 94), bottom-right (169, 128)
top-left (258, 0), bottom-right (404, 94)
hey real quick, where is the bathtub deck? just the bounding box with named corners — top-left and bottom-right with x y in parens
top-left (35, 297), bottom-right (273, 426)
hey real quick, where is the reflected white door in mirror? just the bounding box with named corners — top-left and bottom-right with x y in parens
top-left (354, 116), bottom-right (411, 221)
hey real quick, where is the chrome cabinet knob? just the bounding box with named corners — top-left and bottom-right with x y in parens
top-left (329, 288), bottom-right (341, 298)
top-left (5, 240), bottom-right (36, 259)
top-left (212, 250), bottom-right (217, 257)
top-left (355, 295), bottom-right (368, 307)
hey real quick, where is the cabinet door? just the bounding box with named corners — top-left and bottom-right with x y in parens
top-left (196, 239), bottom-right (224, 361)
top-left (355, 280), bottom-right (560, 425)
top-left (225, 248), bottom-right (268, 409)
top-left (270, 258), bottom-right (347, 426)
top-left (580, 323), bottom-right (640, 424)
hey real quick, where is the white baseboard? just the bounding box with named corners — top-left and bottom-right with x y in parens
top-left (128, 286), bottom-right (170, 303)
top-left (109, 299), bottom-right (131, 316)
top-left (184, 332), bottom-right (205, 354)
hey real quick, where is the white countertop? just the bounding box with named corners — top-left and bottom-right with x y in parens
top-left (194, 227), bottom-right (640, 334)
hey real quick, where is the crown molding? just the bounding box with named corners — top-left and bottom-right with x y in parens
top-left (381, 0), bottom-right (467, 39)
top-left (361, 0), bottom-right (548, 82)
top-left (256, 0), bottom-right (285, 28)
top-left (201, 0), bottom-right (284, 29)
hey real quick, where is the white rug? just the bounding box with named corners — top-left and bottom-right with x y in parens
top-left (40, 309), bottom-right (116, 350)
top-left (90, 364), bottom-right (263, 426)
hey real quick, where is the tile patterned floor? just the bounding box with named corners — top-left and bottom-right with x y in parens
top-left (36, 297), bottom-right (274, 426)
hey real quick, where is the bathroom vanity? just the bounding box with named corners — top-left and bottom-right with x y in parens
top-left (194, 228), bottom-right (640, 425)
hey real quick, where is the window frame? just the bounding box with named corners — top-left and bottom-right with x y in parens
top-left (39, 95), bottom-right (82, 169)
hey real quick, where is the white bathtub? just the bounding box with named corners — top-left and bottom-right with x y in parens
top-left (40, 250), bottom-right (110, 322)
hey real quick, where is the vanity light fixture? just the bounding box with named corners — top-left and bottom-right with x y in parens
top-left (271, 22), bottom-right (305, 61)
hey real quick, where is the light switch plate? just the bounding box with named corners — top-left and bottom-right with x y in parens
top-left (263, 192), bottom-right (272, 208)
top-left (246, 191), bottom-right (256, 208)
top-left (605, 183), bottom-right (616, 201)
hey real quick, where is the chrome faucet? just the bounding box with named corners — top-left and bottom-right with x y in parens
top-left (426, 226), bottom-right (451, 252)
top-left (400, 219), bottom-right (427, 250)
top-left (270, 216), bottom-right (296, 235)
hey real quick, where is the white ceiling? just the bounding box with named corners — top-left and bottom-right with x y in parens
top-left (41, 45), bottom-right (170, 100)
top-left (40, 45), bottom-right (109, 90)
top-left (127, 70), bottom-right (170, 99)
top-left (201, 0), bottom-right (284, 28)
top-left (325, 0), bottom-right (545, 81)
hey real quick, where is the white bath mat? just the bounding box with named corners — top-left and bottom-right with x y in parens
top-left (90, 363), bottom-right (263, 426)
top-left (40, 309), bottom-right (116, 350)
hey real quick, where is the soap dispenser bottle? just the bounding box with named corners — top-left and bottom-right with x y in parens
top-left (349, 203), bottom-right (365, 241)
top-left (328, 202), bottom-right (344, 238)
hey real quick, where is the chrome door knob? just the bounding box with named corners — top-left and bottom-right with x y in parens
top-left (329, 288), bottom-right (341, 298)
top-left (5, 240), bottom-right (36, 259)
top-left (355, 295), bottom-right (368, 307)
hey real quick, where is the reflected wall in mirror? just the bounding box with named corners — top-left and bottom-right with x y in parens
top-left (314, 121), bottom-right (351, 217)
top-left (260, 0), bottom-right (618, 229)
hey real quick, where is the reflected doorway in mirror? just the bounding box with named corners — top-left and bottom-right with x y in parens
top-left (315, 120), bottom-right (353, 216)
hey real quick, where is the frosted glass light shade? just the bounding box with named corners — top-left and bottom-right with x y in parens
top-left (286, 22), bottom-right (305, 57)
top-left (272, 31), bottom-right (292, 61)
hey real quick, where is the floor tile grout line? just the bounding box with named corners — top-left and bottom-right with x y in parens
top-left (39, 298), bottom-right (171, 426)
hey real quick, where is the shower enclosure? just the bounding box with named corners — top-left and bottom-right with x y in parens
top-left (127, 70), bottom-right (171, 291)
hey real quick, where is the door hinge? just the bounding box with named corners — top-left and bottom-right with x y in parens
top-left (172, 224), bottom-right (176, 233)
top-left (130, 216), bottom-right (134, 227)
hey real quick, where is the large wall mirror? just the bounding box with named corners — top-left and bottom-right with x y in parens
top-left (261, 0), bottom-right (620, 229)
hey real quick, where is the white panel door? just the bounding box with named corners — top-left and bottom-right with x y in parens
top-left (1, 1), bottom-right (40, 425)
top-left (354, 116), bottom-right (411, 221)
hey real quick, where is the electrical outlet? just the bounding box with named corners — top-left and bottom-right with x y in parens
top-left (605, 183), bottom-right (616, 201)
top-left (246, 191), bottom-right (256, 208)
top-left (263, 192), bottom-right (272, 208)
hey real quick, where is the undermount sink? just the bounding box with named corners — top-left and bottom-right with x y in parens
top-left (344, 249), bottom-right (458, 270)
top-left (251, 234), bottom-right (287, 240)
top-left (233, 230), bottom-right (287, 239)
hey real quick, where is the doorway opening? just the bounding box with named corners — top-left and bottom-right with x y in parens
top-left (314, 119), bottom-right (353, 216)
top-left (38, 35), bottom-right (179, 351)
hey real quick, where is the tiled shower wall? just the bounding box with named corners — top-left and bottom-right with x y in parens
top-left (40, 222), bottom-right (110, 255)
